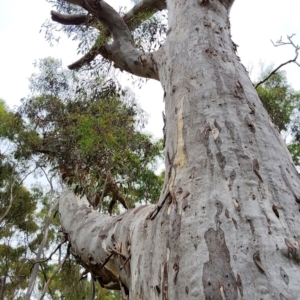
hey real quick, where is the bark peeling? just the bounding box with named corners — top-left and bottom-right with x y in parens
top-left (202, 201), bottom-right (238, 299)
top-left (203, 228), bottom-right (238, 299)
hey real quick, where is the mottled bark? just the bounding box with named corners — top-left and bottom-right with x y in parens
top-left (59, 0), bottom-right (300, 299)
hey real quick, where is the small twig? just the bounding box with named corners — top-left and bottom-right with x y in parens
top-left (30, 239), bottom-right (67, 271)
top-left (120, 255), bottom-right (131, 270)
top-left (148, 190), bottom-right (170, 220)
top-left (95, 173), bottom-right (109, 210)
top-left (98, 252), bottom-right (114, 271)
top-left (108, 247), bottom-right (127, 260)
top-left (255, 34), bottom-right (300, 89)
top-left (38, 250), bottom-right (69, 300)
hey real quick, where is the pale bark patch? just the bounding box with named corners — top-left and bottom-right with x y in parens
top-left (173, 96), bottom-right (186, 170)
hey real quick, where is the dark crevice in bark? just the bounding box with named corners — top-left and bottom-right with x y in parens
top-left (253, 250), bottom-right (266, 274)
top-left (280, 165), bottom-right (300, 204)
top-left (280, 267), bottom-right (289, 285)
top-left (228, 169), bottom-right (236, 191)
top-left (236, 274), bottom-right (243, 297)
top-left (244, 114), bottom-right (256, 133)
top-left (253, 159), bottom-right (263, 182)
top-left (280, 293), bottom-right (289, 300)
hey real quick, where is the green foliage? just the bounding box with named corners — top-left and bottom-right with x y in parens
top-left (0, 159), bottom-right (38, 237)
top-left (5, 58), bottom-right (163, 212)
top-left (40, 259), bottom-right (120, 299)
top-left (0, 157), bottom-right (40, 299)
top-left (256, 69), bottom-right (300, 165)
top-left (0, 58), bottom-right (163, 297)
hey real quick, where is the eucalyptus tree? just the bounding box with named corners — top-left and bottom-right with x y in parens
top-left (1, 56), bottom-right (162, 298)
top-left (256, 70), bottom-right (300, 166)
top-left (46, 0), bottom-right (300, 299)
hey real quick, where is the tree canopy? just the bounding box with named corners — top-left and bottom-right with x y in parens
top-left (0, 56), bottom-right (163, 298)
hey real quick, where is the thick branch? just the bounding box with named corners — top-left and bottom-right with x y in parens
top-left (50, 11), bottom-right (89, 25)
top-left (123, 0), bottom-right (166, 31)
top-left (222, 0), bottom-right (235, 11)
top-left (51, 0), bottom-right (161, 79)
top-left (51, 0), bottom-right (166, 31)
top-left (59, 190), bottom-right (154, 291)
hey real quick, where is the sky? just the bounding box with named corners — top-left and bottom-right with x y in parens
top-left (0, 0), bottom-right (300, 139)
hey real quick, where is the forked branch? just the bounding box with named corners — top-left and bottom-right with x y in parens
top-left (51, 0), bottom-right (164, 79)
top-left (51, 0), bottom-right (166, 31)
top-left (255, 34), bottom-right (300, 89)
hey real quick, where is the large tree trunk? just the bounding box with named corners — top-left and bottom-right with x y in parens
top-left (60, 0), bottom-right (300, 299)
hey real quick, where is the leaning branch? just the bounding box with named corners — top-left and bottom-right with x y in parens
top-left (51, 0), bottom-right (160, 79)
top-left (38, 250), bottom-right (69, 300)
top-left (255, 34), bottom-right (300, 89)
top-left (50, 11), bottom-right (89, 25)
top-left (51, 0), bottom-right (166, 31)
top-left (124, 0), bottom-right (166, 31)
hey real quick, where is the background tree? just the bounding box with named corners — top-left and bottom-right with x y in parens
top-left (0, 154), bottom-right (38, 300)
top-left (3, 58), bottom-right (163, 213)
top-left (0, 56), bottom-right (163, 298)
top-left (256, 69), bottom-right (300, 165)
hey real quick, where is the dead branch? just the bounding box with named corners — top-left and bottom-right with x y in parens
top-left (255, 34), bottom-right (300, 89)
top-left (30, 239), bottom-right (68, 271)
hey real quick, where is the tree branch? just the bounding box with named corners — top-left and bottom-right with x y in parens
top-left (50, 11), bottom-right (89, 25)
top-left (123, 0), bottom-right (166, 31)
top-left (30, 239), bottom-right (67, 270)
top-left (51, 0), bottom-right (166, 31)
top-left (59, 189), bottom-right (154, 291)
top-left (255, 34), bottom-right (300, 89)
top-left (51, 0), bottom-right (161, 79)
top-left (38, 250), bottom-right (69, 300)
top-left (25, 176), bottom-right (58, 300)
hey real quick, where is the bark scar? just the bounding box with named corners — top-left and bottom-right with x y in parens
top-left (253, 159), bottom-right (263, 182)
top-left (173, 96), bottom-right (186, 169)
top-left (253, 250), bottom-right (266, 273)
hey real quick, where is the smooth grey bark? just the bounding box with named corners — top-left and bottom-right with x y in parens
top-left (58, 0), bottom-right (300, 299)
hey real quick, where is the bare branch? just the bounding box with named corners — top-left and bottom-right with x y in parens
top-left (38, 250), bottom-right (69, 300)
top-left (25, 181), bottom-right (59, 300)
top-left (51, 11), bottom-right (89, 25)
top-left (68, 36), bottom-right (106, 70)
top-left (255, 35), bottom-right (300, 89)
top-left (51, 0), bottom-right (166, 31)
top-left (30, 239), bottom-right (67, 270)
top-left (51, 0), bottom-right (160, 79)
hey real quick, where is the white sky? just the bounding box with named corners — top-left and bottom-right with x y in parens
top-left (0, 0), bottom-right (300, 139)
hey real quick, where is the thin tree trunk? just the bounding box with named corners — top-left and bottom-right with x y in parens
top-left (25, 169), bottom-right (58, 300)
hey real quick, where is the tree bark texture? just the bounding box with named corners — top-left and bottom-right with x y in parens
top-left (59, 0), bottom-right (300, 299)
